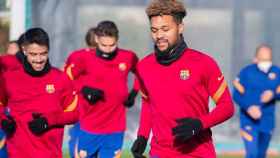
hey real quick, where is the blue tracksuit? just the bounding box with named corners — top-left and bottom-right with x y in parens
top-left (233, 64), bottom-right (280, 158)
top-left (77, 130), bottom-right (124, 158)
top-left (68, 122), bottom-right (80, 158)
top-left (0, 130), bottom-right (8, 158)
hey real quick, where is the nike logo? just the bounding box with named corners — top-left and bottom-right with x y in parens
top-left (218, 75), bottom-right (224, 81)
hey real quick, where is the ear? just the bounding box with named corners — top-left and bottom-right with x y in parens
top-left (22, 46), bottom-right (27, 55)
top-left (94, 36), bottom-right (99, 44)
top-left (178, 23), bottom-right (184, 35)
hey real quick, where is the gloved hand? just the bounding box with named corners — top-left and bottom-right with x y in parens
top-left (131, 136), bottom-right (147, 158)
top-left (172, 118), bottom-right (202, 142)
top-left (28, 113), bottom-right (49, 135)
top-left (81, 86), bottom-right (104, 105)
top-left (1, 115), bottom-right (16, 137)
top-left (123, 89), bottom-right (138, 108)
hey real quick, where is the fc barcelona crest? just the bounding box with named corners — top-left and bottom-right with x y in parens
top-left (46, 84), bottom-right (55, 94)
top-left (119, 62), bottom-right (127, 71)
top-left (180, 69), bottom-right (190, 80)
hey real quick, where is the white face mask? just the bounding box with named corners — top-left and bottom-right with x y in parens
top-left (257, 61), bottom-right (272, 73)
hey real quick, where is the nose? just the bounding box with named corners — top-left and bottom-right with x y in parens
top-left (33, 54), bottom-right (45, 63)
top-left (156, 29), bottom-right (164, 40)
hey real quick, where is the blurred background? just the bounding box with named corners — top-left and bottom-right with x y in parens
top-left (1, 0), bottom-right (280, 157)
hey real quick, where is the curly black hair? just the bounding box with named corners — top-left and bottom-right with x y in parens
top-left (146, 0), bottom-right (187, 24)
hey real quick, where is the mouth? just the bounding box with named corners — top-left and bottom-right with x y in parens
top-left (156, 40), bottom-right (169, 51)
top-left (32, 62), bottom-right (45, 70)
top-left (156, 38), bottom-right (168, 44)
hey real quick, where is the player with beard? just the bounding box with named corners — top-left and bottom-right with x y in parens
top-left (0, 28), bottom-right (79, 158)
top-left (131, 0), bottom-right (234, 157)
top-left (65, 21), bottom-right (138, 158)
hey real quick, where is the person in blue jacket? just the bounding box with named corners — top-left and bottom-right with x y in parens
top-left (233, 44), bottom-right (280, 158)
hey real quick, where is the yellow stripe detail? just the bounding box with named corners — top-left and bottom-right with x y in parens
top-left (0, 138), bottom-right (6, 149)
top-left (213, 79), bottom-right (227, 103)
top-left (66, 64), bottom-right (74, 80)
top-left (114, 150), bottom-right (122, 158)
top-left (64, 94), bottom-right (78, 112)
top-left (233, 80), bottom-right (245, 94)
top-left (240, 130), bottom-right (253, 142)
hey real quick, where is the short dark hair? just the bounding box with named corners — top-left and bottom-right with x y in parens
top-left (17, 33), bottom-right (25, 47)
top-left (85, 27), bottom-right (97, 47)
top-left (146, 0), bottom-right (187, 24)
top-left (22, 27), bottom-right (50, 50)
top-left (95, 21), bottom-right (119, 40)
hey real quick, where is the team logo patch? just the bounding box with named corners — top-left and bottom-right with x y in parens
top-left (119, 62), bottom-right (127, 71)
top-left (79, 150), bottom-right (87, 158)
top-left (245, 125), bottom-right (252, 131)
top-left (46, 84), bottom-right (55, 94)
top-left (180, 69), bottom-right (190, 80)
top-left (268, 72), bottom-right (276, 80)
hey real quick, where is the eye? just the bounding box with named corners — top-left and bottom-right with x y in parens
top-left (41, 51), bottom-right (48, 56)
top-left (162, 27), bottom-right (169, 32)
top-left (151, 28), bottom-right (158, 33)
top-left (28, 52), bottom-right (36, 56)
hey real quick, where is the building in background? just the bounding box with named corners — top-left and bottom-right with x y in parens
top-left (0, 0), bottom-right (31, 54)
top-left (0, 0), bottom-right (9, 53)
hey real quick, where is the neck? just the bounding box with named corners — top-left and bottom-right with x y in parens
top-left (16, 52), bottom-right (51, 77)
top-left (96, 48), bottom-right (118, 60)
top-left (155, 36), bottom-right (187, 66)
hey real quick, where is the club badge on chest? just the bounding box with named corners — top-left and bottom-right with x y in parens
top-left (180, 69), bottom-right (190, 80)
top-left (268, 72), bottom-right (276, 80)
top-left (119, 62), bottom-right (127, 71)
top-left (46, 84), bottom-right (55, 94)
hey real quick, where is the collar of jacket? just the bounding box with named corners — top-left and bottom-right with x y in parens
top-left (96, 47), bottom-right (118, 60)
top-left (154, 36), bottom-right (187, 66)
top-left (16, 51), bottom-right (51, 77)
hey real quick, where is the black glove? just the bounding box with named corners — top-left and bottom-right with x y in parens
top-left (123, 89), bottom-right (138, 108)
top-left (172, 118), bottom-right (202, 142)
top-left (1, 115), bottom-right (16, 137)
top-left (28, 113), bottom-right (49, 135)
top-left (81, 86), bottom-right (104, 105)
top-left (131, 136), bottom-right (147, 158)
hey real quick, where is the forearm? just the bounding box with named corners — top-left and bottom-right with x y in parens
top-left (137, 98), bottom-right (152, 139)
top-left (46, 109), bottom-right (79, 126)
top-left (200, 89), bottom-right (234, 129)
